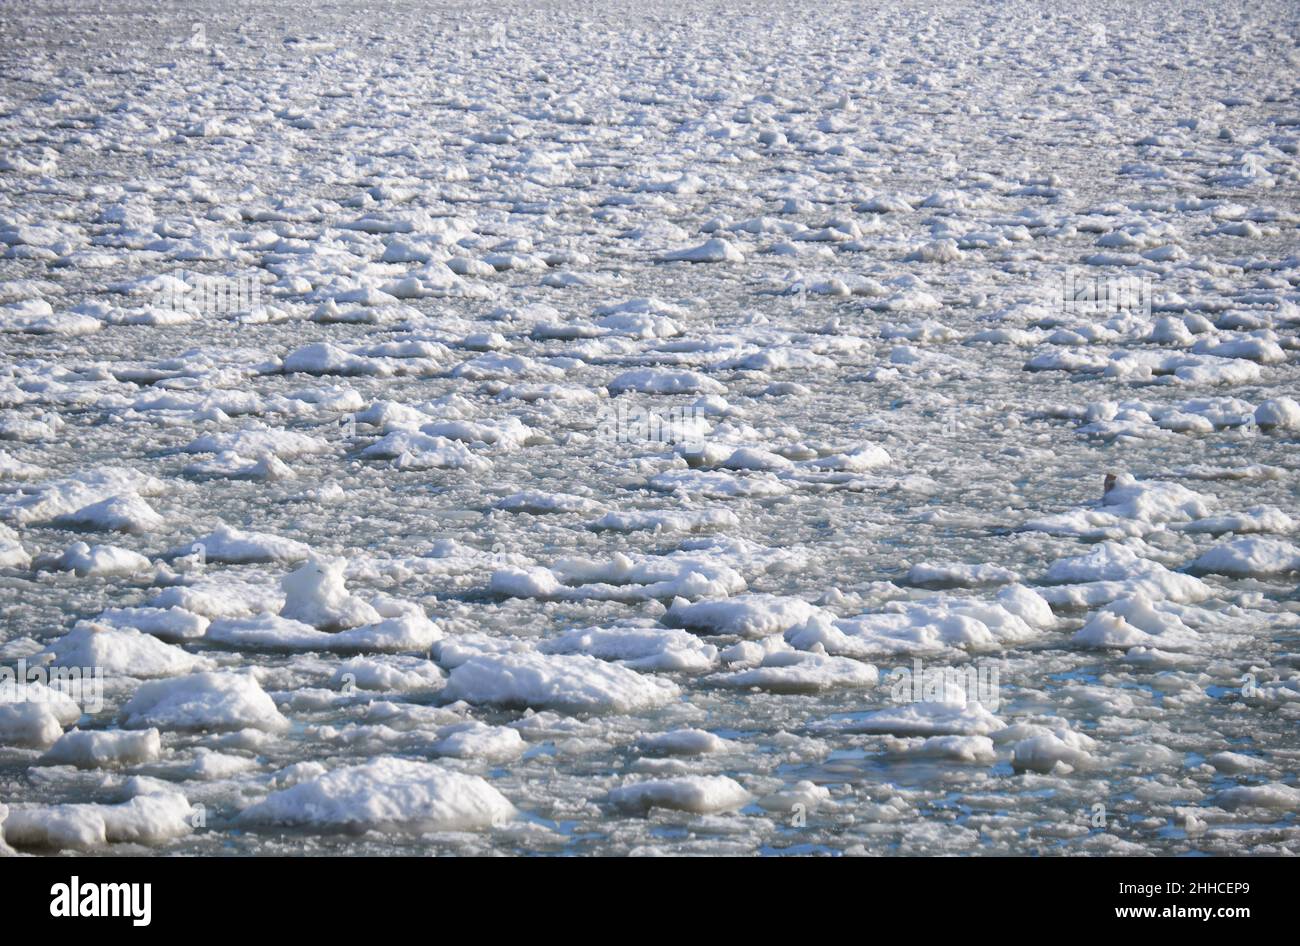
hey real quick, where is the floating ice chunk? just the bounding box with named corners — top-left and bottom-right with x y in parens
top-left (121, 672), bottom-right (289, 733)
top-left (490, 566), bottom-right (563, 598)
top-left (432, 721), bottom-right (526, 761)
top-left (0, 522), bottom-right (30, 568)
top-left (1189, 537), bottom-right (1300, 577)
top-left (720, 447), bottom-right (794, 471)
top-left (827, 701), bottom-right (1006, 737)
top-left (0, 675), bottom-right (86, 747)
top-left (659, 238), bottom-right (744, 263)
top-left (55, 541), bottom-right (151, 577)
top-left (238, 757), bottom-right (515, 832)
top-left (493, 549), bottom-right (749, 603)
top-left (208, 611), bottom-right (441, 653)
top-left (1121, 646), bottom-right (1201, 669)
top-left (647, 469), bottom-right (789, 499)
top-left (279, 558), bottom-right (381, 630)
top-left (0, 309), bottom-right (101, 335)
top-left (902, 239), bottom-right (962, 263)
top-left (1, 784), bottom-right (192, 850)
top-left (495, 490), bottom-right (602, 515)
top-left (540, 624), bottom-right (718, 672)
top-left (620, 217), bottom-right (692, 243)
top-left (1206, 751), bottom-right (1271, 774)
top-left (283, 342), bottom-right (377, 376)
top-left (497, 382), bottom-right (603, 405)
top-left (1039, 543), bottom-right (1211, 607)
top-left (423, 416), bottom-right (543, 451)
top-left (1, 803), bottom-right (107, 849)
top-left (787, 586), bottom-right (1051, 658)
top-left (608, 368), bottom-right (726, 396)
top-left (41, 728), bottom-right (162, 768)
top-left (664, 593), bottom-right (824, 638)
top-left (1175, 505), bottom-right (1295, 535)
top-left (184, 748), bottom-right (259, 780)
top-left (1255, 397), bottom-right (1300, 431)
top-left (636, 172), bottom-right (706, 195)
top-left (55, 494), bottom-right (164, 534)
top-left (595, 310), bottom-right (682, 339)
top-left (43, 623), bottom-right (211, 678)
top-left (1054, 683), bottom-right (1150, 716)
top-left (128, 386), bottom-right (268, 419)
top-left (1191, 335), bottom-right (1286, 364)
top-left (1045, 542), bottom-right (1165, 583)
top-left (586, 508), bottom-right (739, 534)
top-left (1101, 476), bottom-right (1215, 521)
top-left (722, 345), bottom-right (837, 373)
top-left (96, 606), bottom-right (210, 641)
top-left (718, 634), bottom-right (793, 669)
top-left (444, 652), bottom-right (680, 714)
top-left (882, 734), bottom-right (997, 763)
top-left (267, 761), bottom-right (329, 791)
top-left (183, 451), bottom-right (295, 481)
top-left (558, 548), bottom-right (750, 601)
top-left (907, 562), bottom-right (1020, 587)
top-left (361, 431), bottom-right (491, 472)
top-left (432, 633), bottom-right (536, 669)
top-left (149, 576), bottom-right (283, 619)
top-left (339, 211), bottom-right (429, 234)
top-left (1215, 782), bottom-right (1300, 811)
top-left (1072, 595), bottom-right (1204, 651)
top-left (452, 352), bottom-right (564, 382)
top-left (1011, 727), bottom-right (1098, 773)
top-left (184, 426), bottom-right (331, 461)
top-left (1170, 355), bottom-right (1263, 386)
top-left (312, 300), bottom-right (411, 324)
top-left (637, 728), bottom-right (734, 756)
top-left (332, 656), bottom-right (444, 692)
top-left (0, 696), bottom-right (75, 748)
top-left (996, 584), bottom-right (1057, 628)
top-left (0, 412), bottom-right (61, 442)
top-left (881, 319), bottom-right (961, 343)
top-left (797, 444), bottom-right (892, 473)
top-left (1023, 475), bottom-right (1214, 539)
top-left (608, 775), bottom-right (750, 814)
top-left (0, 540), bottom-right (30, 569)
top-left (179, 525), bottom-right (311, 564)
top-left (707, 650), bottom-right (878, 693)
top-left (757, 780), bottom-right (832, 813)
top-left (355, 399), bottom-right (431, 431)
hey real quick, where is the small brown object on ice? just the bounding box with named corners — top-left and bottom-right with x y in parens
top-left (1103, 472), bottom-right (1117, 495)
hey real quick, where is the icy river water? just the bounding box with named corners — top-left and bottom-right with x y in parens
top-left (0, 0), bottom-right (1297, 855)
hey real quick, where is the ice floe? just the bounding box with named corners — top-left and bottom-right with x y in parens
top-left (608, 775), bottom-right (751, 814)
top-left (238, 757), bottom-right (515, 832)
top-left (120, 672), bottom-right (288, 733)
top-left (443, 652), bottom-right (680, 714)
